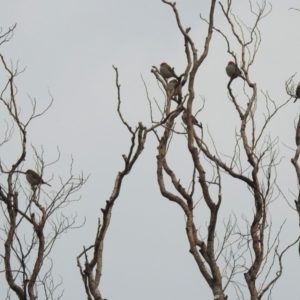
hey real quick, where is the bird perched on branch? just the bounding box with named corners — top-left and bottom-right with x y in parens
top-left (167, 79), bottom-right (181, 97)
top-left (25, 169), bottom-right (51, 187)
top-left (294, 83), bottom-right (300, 103)
top-left (226, 61), bottom-right (243, 80)
top-left (160, 62), bottom-right (179, 80)
top-left (182, 108), bottom-right (202, 129)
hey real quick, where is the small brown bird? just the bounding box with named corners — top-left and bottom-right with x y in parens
top-left (167, 79), bottom-right (180, 97)
top-left (294, 83), bottom-right (300, 103)
top-left (226, 61), bottom-right (242, 79)
top-left (160, 62), bottom-right (179, 80)
top-left (25, 169), bottom-right (51, 187)
top-left (182, 108), bottom-right (202, 128)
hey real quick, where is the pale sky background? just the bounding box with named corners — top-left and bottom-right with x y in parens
top-left (1, 1), bottom-right (300, 299)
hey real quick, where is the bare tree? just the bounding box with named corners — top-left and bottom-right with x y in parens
top-left (153, 1), bottom-right (298, 300)
top-left (0, 25), bottom-right (87, 300)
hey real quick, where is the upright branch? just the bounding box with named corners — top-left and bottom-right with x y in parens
top-left (77, 66), bottom-right (149, 300)
top-left (286, 75), bottom-right (300, 227)
top-left (162, 0), bottom-right (216, 126)
top-left (290, 104), bottom-right (300, 256)
top-left (154, 1), bottom-right (231, 300)
top-left (192, 1), bottom-right (293, 299)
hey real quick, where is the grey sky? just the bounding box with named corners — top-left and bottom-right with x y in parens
top-left (1, 1), bottom-right (300, 299)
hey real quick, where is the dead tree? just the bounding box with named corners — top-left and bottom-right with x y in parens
top-left (0, 25), bottom-right (87, 300)
top-left (154, 1), bottom-right (298, 300)
top-left (155, 1), bottom-right (231, 300)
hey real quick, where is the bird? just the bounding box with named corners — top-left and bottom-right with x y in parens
top-left (167, 79), bottom-right (181, 97)
top-left (226, 61), bottom-right (243, 79)
top-left (160, 62), bottom-right (179, 80)
top-left (181, 108), bottom-right (202, 128)
top-left (25, 169), bottom-right (51, 187)
top-left (294, 83), bottom-right (300, 103)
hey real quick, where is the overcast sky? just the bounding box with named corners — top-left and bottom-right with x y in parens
top-left (1, 1), bottom-right (300, 299)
